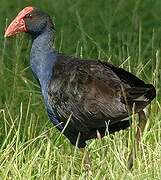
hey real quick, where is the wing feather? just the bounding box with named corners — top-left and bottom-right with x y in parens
top-left (48, 53), bottom-right (156, 132)
top-left (48, 54), bottom-right (128, 131)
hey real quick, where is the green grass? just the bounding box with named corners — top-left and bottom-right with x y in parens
top-left (0, 0), bottom-right (161, 179)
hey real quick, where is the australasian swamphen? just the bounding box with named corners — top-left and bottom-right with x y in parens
top-left (5, 7), bottom-right (156, 169)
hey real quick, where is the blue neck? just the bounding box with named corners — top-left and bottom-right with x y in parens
top-left (30, 28), bottom-right (64, 130)
top-left (30, 28), bottom-right (57, 97)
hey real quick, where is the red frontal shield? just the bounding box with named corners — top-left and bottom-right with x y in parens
top-left (4, 7), bottom-right (34, 37)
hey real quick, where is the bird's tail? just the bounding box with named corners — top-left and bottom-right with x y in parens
top-left (121, 84), bottom-right (156, 112)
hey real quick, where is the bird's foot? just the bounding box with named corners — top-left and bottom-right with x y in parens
top-left (80, 148), bottom-right (92, 174)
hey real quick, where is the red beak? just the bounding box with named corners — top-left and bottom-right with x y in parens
top-left (4, 7), bottom-right (34, 37)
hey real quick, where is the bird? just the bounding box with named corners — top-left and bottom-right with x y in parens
top-left (4, 7), bottom-right (156, 170)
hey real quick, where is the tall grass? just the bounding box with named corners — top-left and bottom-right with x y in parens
top-left (0, 0), bottom-right (161, 179)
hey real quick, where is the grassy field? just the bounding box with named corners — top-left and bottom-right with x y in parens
top-left (0, 0), bottom-right (161, 179)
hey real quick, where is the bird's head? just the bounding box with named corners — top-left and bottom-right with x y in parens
top-left (4, 7), bottom-right (54, 38)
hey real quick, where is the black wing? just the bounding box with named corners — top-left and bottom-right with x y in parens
top-left (48, 53), bottom-right (156, 132)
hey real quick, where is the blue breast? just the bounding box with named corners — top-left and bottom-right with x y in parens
top-left (30, 35), bottom-right (64, 131)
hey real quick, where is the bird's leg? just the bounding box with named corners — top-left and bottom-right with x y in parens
top-left (127, 110), bottom-right (147, 170)
top-left (80, 148), bottom-right (92, 171)
top-left (135, 110), bottom-right (147, 146)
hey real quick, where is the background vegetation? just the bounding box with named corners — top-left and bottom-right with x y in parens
top-left (0, 0), bottom-right (161, 179)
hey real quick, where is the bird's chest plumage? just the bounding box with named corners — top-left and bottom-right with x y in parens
top-left (30, 35), bottom-right (65, 130)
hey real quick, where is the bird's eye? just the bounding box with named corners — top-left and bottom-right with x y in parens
top-left (25, 14), bottom-right (33, 19)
